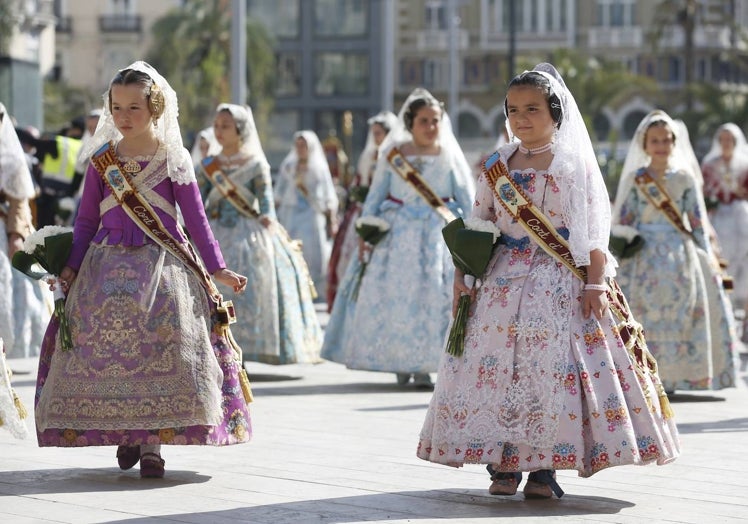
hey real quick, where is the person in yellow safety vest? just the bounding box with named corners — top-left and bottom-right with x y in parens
top-left (36, 134), bottom-right (82, 227)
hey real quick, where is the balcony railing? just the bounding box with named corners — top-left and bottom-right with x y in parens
top-left (56, 16), bottom-right (73, 33)
top-left (588, 27), bottom-right (643, 48)
top-left (98, 15), bottom-right (141, 33)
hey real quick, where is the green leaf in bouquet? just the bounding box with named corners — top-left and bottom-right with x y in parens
top-left (11, 250), bottom-right (47, 280)
top-left (355, 222), bottom-right (389, 245)
top-left (454, 229), bottom-right (495, 276)
top-left (43, 231), bottom-right (74, 276)
top-left (349, 185), bottom-right (369, 203)
top-left (609, 233), bottom-right (645, 259)
top-left (442, 218), bottom-right (495, 276)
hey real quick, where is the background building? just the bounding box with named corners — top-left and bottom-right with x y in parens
top-left (248, 0), bottom-right (390, 170)
top-left (0, 0), bottom-right (56, 128)
top-left (52, 0), bottom-right (181, 97)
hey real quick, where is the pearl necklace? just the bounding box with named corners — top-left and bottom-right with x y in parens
top-left (518, 142), bottom-right (553, 157)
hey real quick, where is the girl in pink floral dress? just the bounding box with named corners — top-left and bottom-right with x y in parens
top-left (417, 64), bottom-right (679, 499)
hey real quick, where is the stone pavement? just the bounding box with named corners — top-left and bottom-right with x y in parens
top-left (2, 308), bottom-right (748, 523)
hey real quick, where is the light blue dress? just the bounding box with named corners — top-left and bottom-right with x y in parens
top-left (322, 152), bottom-right (474, 373)
top-left (616, 167), bottom-right (737, 391)
top-left (275, 159), bottom-right (338, 299)
top-left (201, 156), bottom-right (322, 364)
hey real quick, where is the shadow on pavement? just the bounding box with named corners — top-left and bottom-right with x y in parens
top-left (0, 468), bottom-right (210, 495)
top-left (666, 393), bottom-right (726, 402)
top-left (247, 373), bottom-right (304, 382)
top-left (357, 403), bottom-right (428, 412)
top-left (674, 416), bottom-right (748, 434)
top-left (101, 489), bottom-right (634, 523)
top-left (252, 382), bottom-right (433, 397)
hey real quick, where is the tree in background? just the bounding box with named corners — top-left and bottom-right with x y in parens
top-left (146, 0), bottom-right (275, 144)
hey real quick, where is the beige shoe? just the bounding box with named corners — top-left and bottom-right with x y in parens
top-left (522, 480), bottom-right (552, 499)
top-left (487, 469), bottom-right (522, 496)
top-left (523, 469), bottom-right (564, 499)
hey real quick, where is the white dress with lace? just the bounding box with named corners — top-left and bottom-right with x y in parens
top-left (417, 157), bottom-right (679, 477)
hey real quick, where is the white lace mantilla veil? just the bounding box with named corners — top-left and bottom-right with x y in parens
top-left (702, 122), bottom-right (748, 175)
top-left (279, 130), bottom-right (331, 181)
top-left (79, 60), bottom-right (195, 185)
top-left (375, 87), bottom-right (474, 196)
top-left (612, 109), bottom-right (705, 225)
top-left (216, 103), bottom-right (269, 168)
top-left (504, 63), bottom-right (615, 275)
top-left (190, 126), bottom-right (220, 166)
top-left (356, 110), bottom-right (398, 181)
top-left (0, 103), bottom-right (35, 200)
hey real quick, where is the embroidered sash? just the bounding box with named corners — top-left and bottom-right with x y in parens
top-left (634, 170), bottom-right (733, 289)
top-left (483, 151), bottom-right (673, 418)
top-left (201, 157), bottom-right (260, 218)
top-left (91, 142), bottom-right (253, 403)
top-left (386, 147), bottom-right (456, 223)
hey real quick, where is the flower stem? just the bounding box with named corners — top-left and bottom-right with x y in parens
top-left (446, 294), bottom-right (472, 357)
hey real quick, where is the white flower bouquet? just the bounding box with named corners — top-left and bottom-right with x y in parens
top-left (12, 226), bottom-right (74, 351)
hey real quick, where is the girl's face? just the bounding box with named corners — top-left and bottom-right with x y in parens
top-left (371, 123), bottom-right (388, 146)
top-left (643, 124), bottom-right (674, 162)
top-left (718, 129), bottom-right (736, 156)
top-left (295, 137), bottom-right (309, 160)
top-left (213, 111), bottom-right (240, 149)
top-left (410, 105), bottom-right (441, 148)
top-left (505, 85), bottom-right (555, 148)
top-left (110, 83), bottom-right (154, 140)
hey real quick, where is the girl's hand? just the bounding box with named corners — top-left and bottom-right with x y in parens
top-left (53, 266), bottom-right (77, 294)
top-left (214, 268), bottom-right (248, 293)
top-left (452, 268), bottom-right (474, 317)
top-left (582, 287), bottom-right (608, 320)
top-left (358, 237), bottom-right (372, 262)
top-left (259, 215), bottom-right (273, 228)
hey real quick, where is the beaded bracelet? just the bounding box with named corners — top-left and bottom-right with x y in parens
top-left (583, 283), bottom-right (608, 292)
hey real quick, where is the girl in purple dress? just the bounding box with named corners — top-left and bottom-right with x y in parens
top-left (35, 61), bottom-right (250, 478)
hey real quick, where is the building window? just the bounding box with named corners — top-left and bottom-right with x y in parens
top-left (490, 0), bottom-right (566, 33)
top-left (458, 113), bottom-right (482, 138)
top-left (400, 58), bottom-right (424, 86)
top-left (314, 0), bottom-right (368, 37)
top-left (425, 0), bottom-right (447, 30)
top-left (109, 0), bottom-right (133, 15)
top-left (315, 53), bottom-right (369, 95)
top-left (276, 53), bottom-right (300, 97)
top-left (595, 0), bottom-right (635, 27)
top-left (464, 57), bottom-right (485, 86)
top-left (248, 0), bottom-right (299, 39)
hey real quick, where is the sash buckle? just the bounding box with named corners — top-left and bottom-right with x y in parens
top-left (216, 300), bottom-right (237, 325)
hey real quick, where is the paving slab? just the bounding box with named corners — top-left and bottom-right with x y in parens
top-left (2, 310), bottom-right (748, 523)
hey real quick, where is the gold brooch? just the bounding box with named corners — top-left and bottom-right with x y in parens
top-left (122, 159), bottom-right (142, 173)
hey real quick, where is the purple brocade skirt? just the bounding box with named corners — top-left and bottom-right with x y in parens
top-left (35, 243), bottom-right (252, 447)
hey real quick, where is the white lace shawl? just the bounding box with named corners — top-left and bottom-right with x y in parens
top-left (0, 103), bottom-right (35, 200)
top-left (613, 110), bottom-right (705, 225)
top-left (701, 122), bottom-right (748, 180)
top-left (506, 64), bottom-right (615, 275)
top-left (79, 61), bottom-right (195, 185)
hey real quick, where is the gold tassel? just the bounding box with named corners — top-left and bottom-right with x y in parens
top-left (13, 392), bottom-right (28, 419)
top-left (215, 300), bottom-right (253, 404)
